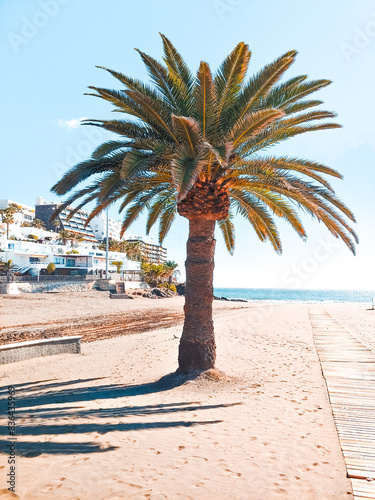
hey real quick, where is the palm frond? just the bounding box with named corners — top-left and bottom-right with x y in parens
top-left (215, 42), bottom-right (250, 126)
top-left (217, 212), bottom-right (235, 254)
top-left (194, 62), bottom-right (217, 139)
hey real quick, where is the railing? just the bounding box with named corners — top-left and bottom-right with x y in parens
top-left (0, 274), bottom-right (96, 283)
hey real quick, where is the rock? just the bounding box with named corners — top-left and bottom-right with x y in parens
top-left (176, 283), bottom-right (186, 296)
top-left (151, 288), bottom-right (167, 298)
top-left (213, 295), bottom-right (247, 302)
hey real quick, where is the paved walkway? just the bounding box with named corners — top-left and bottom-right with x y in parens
top-left (310, 309), bottom-right (375, 500)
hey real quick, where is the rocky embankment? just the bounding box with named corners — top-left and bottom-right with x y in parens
top-left (128, 288), bottom-right (177, 299)
top-left (176, 283), bottom-right (247, 303)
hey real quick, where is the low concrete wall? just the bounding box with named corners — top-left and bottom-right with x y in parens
top-left (0, 283), bottom-right (20, 295)
top-left (124, 281), bottom-right (148, 290)
top-left (0, 336), bottom-right (81, 365)
top-left (0, 279), bottom-right (147, 294)
top-left (0, 281), bottom-right (96, 294)
top-left (93, 280), bottom-right (147, 291)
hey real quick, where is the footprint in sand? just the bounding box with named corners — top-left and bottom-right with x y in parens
top-left (192, 456), bottom-right (208, 462)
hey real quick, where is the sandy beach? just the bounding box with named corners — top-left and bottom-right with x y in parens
top-left (1, 293), bottom-right (374, 499)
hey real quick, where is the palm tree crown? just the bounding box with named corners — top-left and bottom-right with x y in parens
top-left (52, 34), bottom-right (357, 255)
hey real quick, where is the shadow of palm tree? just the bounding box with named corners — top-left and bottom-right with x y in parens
top-left (0, 373), bottom-right (240, 456)
top-left (0, 372), bottom-right (214, 409)
top-left (0, 440), bottom-right (118, 457)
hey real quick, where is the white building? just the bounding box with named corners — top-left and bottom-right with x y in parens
top-left (89, 213), bottom-right (123, 241)
top-left (126, 234), bottom-right (167, 264)
top-left (0, 237), bottom-right (141, 277)
top-left (35, 197), bottom-right (97, 242)
top-left (0, 199), bottom-right (35, 238)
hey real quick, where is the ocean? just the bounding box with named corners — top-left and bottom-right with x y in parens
top-left (213, 288), bottom-right (375, 303)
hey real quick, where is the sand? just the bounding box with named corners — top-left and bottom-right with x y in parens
top-left (1, 293), bottom-right (370, 499)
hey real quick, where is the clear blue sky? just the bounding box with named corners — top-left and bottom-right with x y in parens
top-left (1, 0), bottom-right (374, 289)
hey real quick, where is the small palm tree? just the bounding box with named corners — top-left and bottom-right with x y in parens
top-left (111, 260), bottom-right (123, 273)
top-left (58, 230), bottom-right (73, 245)
top-left (141, 262), bottom-right (165, 287)
top-left (98, 239), bottom-right (121, 251)
top-left (0, 204), bottom-right (20, 239)
top-left (32, 219), bottom-right (46, 229)
top-left (70, 233), bottom-right (85, 246)
top-left (52, 36), bottom-right (357, 374)
top-left (163, 260), bottom-right (179, 283)
top-left (53, 219), bottom-right (61, 232)
top-left (122, 240), bottom-right (146, 262)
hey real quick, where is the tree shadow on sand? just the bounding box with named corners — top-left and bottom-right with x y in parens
top-left (0, 372), bottom-right (241, 456)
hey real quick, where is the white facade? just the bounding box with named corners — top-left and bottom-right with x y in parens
top-left (89, 213), bottom-right (123, 241)
top-left (0, 199), bottom-right (35, 237)
top-left (0, 237), bottom-right (140, 275)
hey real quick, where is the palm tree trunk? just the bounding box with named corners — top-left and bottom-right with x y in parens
top-left (178, 218), bottom-right (216, 373)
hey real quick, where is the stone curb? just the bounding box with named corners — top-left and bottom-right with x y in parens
top-left (0, 336), bottom-right (82, 365)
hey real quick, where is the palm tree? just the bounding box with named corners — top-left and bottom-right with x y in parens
top-left (58, 230), bottom-right (74, 246)
top-left (32, 219), bottom-right (46, 229)
top-left (70, 232), bottom-right (85, 245)
top-left (0, 204), bottom-right (20, 239)
top-left (141, 261), bottom-right (166, 287)
top-left (163, 260), bottom-right (179, 283)
top-left (122, 240), bottom-right (146, 262)
top-left (53, 219), bottom-right (61, 232)
top-left (52, 36), bottom-right (357, 374)
top-left (111, 260), bottom-right (123, 273)
top-left (98, 239), bottom-right (122, 251)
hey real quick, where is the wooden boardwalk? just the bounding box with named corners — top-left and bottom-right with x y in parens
top-left (310, 309), bottom-right (375, 500)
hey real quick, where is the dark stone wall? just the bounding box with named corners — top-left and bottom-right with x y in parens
top-left (35, 204), bottom-right (61, 232)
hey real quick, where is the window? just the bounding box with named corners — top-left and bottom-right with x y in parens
top-left (66, 258), bottom-right (75, 267)
top-left (54, 257), bottom-right (64, 265)
top-left (8, 243), bottom-right (14, 250)
top-left (29, 257), bottom-right (40, 263)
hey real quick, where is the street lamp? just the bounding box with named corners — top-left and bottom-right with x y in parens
top-left (105, 207), bottom-right (109, 279)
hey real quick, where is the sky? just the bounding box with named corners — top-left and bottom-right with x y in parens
top-left (1, 0), bottom-right (374, 289)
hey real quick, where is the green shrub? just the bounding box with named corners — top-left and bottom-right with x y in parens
top-left (46, 263), bottom-right (55, 274)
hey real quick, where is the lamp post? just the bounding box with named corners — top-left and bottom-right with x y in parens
top-left (105, 207), bottom-right (109, 279)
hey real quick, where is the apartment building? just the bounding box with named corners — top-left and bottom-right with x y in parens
top-left (125, 235), bottom-right (167, 264)
top-left (0, 199), bottom-right (35, 237)
top-left (35, 197), bottom-right (97, 242)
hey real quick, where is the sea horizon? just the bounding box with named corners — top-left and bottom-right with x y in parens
top-left (213, 287), bottom-right (375, 303)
